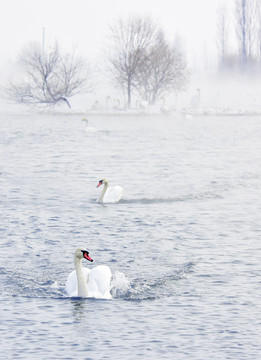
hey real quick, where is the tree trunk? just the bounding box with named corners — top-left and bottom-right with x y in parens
top-left (127, 80), bottom-right (131, 108)
top-left (241, 0), bottom-right (247, 68)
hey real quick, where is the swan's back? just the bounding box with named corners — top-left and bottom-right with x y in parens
top-left (103, 185), bottom-right (123, 203)
top-left (85, 126), bottom-right (97, 133)
top-left (88, 265), bottom-right (112, 298)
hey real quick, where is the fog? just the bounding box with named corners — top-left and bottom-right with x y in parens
top-left (2, 70), bottom-right (261, 117)
top-left (1, 0), bottom-right (261, 115)
top-left (45, 70), bottom-right (261, 116)
top-left (177, 72), bottom-right (261, 114)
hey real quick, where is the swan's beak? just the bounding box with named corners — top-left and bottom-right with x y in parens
top-left (97, 180), bottom-right (103, 187)
top-left (83, 252), bottom-right (93, 262)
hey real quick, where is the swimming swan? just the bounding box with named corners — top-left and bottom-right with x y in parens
top-left (97, 178), bottom-right (123, 204)
top-left (82, 118), bottom-right (97, 132)
top-left (65, 248), bottom-right (112, 298)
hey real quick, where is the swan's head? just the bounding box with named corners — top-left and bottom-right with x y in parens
top-left (74, 248), bottom-right (93, 262)
top-left (97, 178), bottom-right (108, 187)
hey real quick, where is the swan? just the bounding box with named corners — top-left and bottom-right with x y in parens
top-left (65, 248), bottom-right (112, 299)
top-left (97, 178), bottom-right (123, 204)
top-left (185, 113), bottom-right (194, 120)
top-left (113, 98), bottom-right (121, 110)
top-left (82, 118), bottom-right (97, 132)
top-left (106, 95), bottom-right (112, 110)
top-left (136, 99), bottom-right (148, 111)
top-left (160, 97), bottom-right (170, 114)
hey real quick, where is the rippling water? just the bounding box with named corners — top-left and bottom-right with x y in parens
top-left (0, 112), bottom-right (261, 359)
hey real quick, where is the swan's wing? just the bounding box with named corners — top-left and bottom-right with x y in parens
top-left (86, 126), bottom-right (97, 132)
top-left (65, 268), bottom-right (90, 297)
top-left (87, 265), bottom-right (112, 299)
top-left (103, 185), bottom-right (123, 203)
top-left (66, 270), bottom-right (77, 296)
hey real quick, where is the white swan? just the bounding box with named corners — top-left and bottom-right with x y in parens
top-left (136, 99), bottom-right (148, 111)
top-left (160, 96), bottom-right (171, 114)
top-left (97, 178), bottom-right (123, 204)
top-left (82, 118), bottom-right (97, 132)
top-left (185, 113), bottom-right (194, 120)
top-left (65, 248), bottom-right (112, 299)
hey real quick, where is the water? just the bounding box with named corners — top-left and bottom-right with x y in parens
top-left (0, 111), bottom-right (261, 359)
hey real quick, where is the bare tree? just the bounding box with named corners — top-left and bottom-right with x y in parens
top-left (256, 1), bottom-right (261, 61)
top-left (216, 3), bottom-right (231, 69)
top-left (135, 31), bottom-right (188, 105)
top-left (235, 0), bottom-right (257, 69)
top-left (107, 15), bottom-right (158, 108)
top-left (5, 42), bottom-right (91, 108)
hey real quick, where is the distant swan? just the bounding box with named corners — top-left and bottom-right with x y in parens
top-left (65, 248), bottom-right (112, 299)
top-left (97, 178), bottom-right (123, 204)
top-left (136, 99), bottom-right (148, 110)
top-left (185, 113), bottom-right (193, 120)
top-left (82, 118), bottom-right (97, 132)
top-left (160, 96), bottom-right (170, 113)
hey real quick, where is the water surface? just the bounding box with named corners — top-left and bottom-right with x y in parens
top-left (0, 112), bottom-right (261, 359)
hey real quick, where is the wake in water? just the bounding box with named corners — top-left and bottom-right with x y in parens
top-left (118, 192), bottom-right (223, 205)
top-left (91, 190), bottom-right (223, 206)
top-left (110, 271), bottom-right (130, 298)
top-left (0, 267), bottom-right (63, 299)
top-left (1, 263), bottom-right (194, 301)
top-left (110, 262), bottom-right (194, 301)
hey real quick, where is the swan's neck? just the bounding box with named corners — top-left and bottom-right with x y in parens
top-left (98, 181), bottom-right (109, 203)
top-left (74, 256), bottom-right (88, 298)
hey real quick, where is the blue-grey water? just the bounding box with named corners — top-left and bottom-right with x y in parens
top-left (0, 112), bottom-right (261, 359)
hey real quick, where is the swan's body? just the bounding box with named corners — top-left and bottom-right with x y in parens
top-left (66, 248), bottom-right (112, 299)
top-left (160, 97), bottom-right (170, 113)
top-left (82, 118), bottom-right (97, 132)
top-left (113, 98), bottom-right (121, 110)
top-left (136, 99), bottom-right (148, 111)
top-left (185, 113), bottom-right (194, 120)
top-left (97, 178), bottom-right (123, 204)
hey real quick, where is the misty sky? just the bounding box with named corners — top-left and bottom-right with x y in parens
top-left (1, 0), bottom-right (222, 67)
